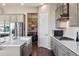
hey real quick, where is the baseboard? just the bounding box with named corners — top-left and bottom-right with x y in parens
top-left (38, 45), bottom-right (51, 50)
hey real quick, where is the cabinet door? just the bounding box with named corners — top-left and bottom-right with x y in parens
top-left (22, 39), bottom-right (32, 56)
top-left (69, 3), bottom-right (78, 26)
top-left (51, 37), bottom-right (54, 50)
top-left (58, 47), bottom-right (68, 56)
top-left (57, 43), bottom-right (77, 56)
top-left (55, 45), bottom-right (58, 56)
top-left (67, 51), bottom-right (76, 56)
top-left (10, 15), bottom-right (17, 22)
top-left (27, 39), bottom-right (32, 56)
top-left (51, 37), bottom-right (56, 55)
top-left (0, 15), bottom-right (9, 24)
top-left (17, 15), bottom-right (24, 22)
top-left (22, 43), bottom-right (28, 56)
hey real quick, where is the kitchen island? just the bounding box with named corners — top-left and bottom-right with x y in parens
top-left (50, 35), bottom-right (79, 56)
top-left (0, 36), bottom-right (32, 56)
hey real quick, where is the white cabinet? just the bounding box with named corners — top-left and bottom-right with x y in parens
top-left (51, 37), bottom-right (77, 56)
top-left (0, 15), bottom-right (9, 24)
top-left (69, 3), bottom-right (79, 27)
top-left (51, 37), bottom-right (58, 56)
top-left (0, 46), bottom-right (20, 56)
top-left (55, 45), bottom-right (58, 56)
top-left (22, 41), bottom-right (32, 56)
top-left (10, 14), bottom-right (24, 22)
top-left (51, 37), bottom-right (56, 55)
top-left (0, 14), bottom-right (24, 23)
top-left (10, 15), bottom-right (17, 22)
top-left (0, 39), bottom-right (32, 56)
top-left (58, 46), bottom-right (68, 56)
top-left (51, 37), bottom-right (55, 51)
top-left (17, 15), bottom-right (24, 22)
top-left (57, 44), bottom-right (76, 56)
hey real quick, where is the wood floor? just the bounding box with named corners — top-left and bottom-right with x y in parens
top-left (32, 42), bottom-right (53, 56)
top-left (32, 42), bottom-right (38, 56)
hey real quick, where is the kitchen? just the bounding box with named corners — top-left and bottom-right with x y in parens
top-left (51, 3), bottom-right (79, 56)
top-left (38, 3), bottom-right (79, 56)
top-left (0, 3), bottom-right (79, 56)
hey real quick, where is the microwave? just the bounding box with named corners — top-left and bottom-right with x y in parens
top-left (54, 30), bottom-right (63, 36)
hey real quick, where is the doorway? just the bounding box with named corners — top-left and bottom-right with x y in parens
top-left (27, 13), bottom-right (38, 43)
top-left (27, 13), bottom-right (38, 55)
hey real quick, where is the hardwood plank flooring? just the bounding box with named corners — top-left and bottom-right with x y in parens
top-left (32, 42), bottom-right (38, 56)
top-left (32, 42), bottom-right (53, 56)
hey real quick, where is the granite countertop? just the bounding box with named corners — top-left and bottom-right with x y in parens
top-left (0, 36), bottom-right (32, 47)
top-left (50, 35), bottom-right (79, 55)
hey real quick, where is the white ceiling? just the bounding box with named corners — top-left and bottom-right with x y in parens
top-left (0, 3), bottom-right (41, 8)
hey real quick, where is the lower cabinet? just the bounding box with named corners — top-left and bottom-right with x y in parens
top-left (57, 45), bottom-right (69, 56)
top-left (58, 47), bottom-right (67, 56)
top-left (54, 45), bottom-right (58, 56)
top-left (57, 46), bottom-right (77, 56)
top-left (51, 37), bottom-right (56, 55)
top-left (51, 37), bottom-right (58, 56)
top-left (51, 37), bottom-right (77, 56)
top-left (22, 43), bottom-right (27, 56)
top-left (21, 41), bottom-right (32, 56)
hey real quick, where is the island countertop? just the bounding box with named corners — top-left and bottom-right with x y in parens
top-left (50, 35), bottom-right (79, 56)
top-left (0, 36), bottom-right (32, 56)
top-left (0, 36), bottom-right (32, 47)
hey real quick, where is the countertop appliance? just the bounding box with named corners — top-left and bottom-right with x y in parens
top-left (53, 30), bottom-right (63, 37)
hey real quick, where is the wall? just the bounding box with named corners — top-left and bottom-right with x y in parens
top-left (63, 21), bottom-right (79, 40)
top-left (49, 4), bottom-right (56, 35)
top-left (54, 3), bottom-right (79, 40)
top-left (38, 4), bottom-right (50, 49)
top-left (0, 7), bottom-right (38, 36)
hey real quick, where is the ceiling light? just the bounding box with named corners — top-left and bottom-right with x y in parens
top-left (2, 3), bottom-right (6, 6)
top-left (21, 3), bottom-right (24, 6)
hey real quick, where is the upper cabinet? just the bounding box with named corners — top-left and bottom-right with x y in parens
top-left (10, 15), bottom-right (17, 22)
top-left (0, 15), bottom-right (10, 26)
top-left (69, 3), bottom-right (79, 27)
top-left (17, 15), bottom-right (24, 22)
top-left (0, 14), bottom-right (25, 23)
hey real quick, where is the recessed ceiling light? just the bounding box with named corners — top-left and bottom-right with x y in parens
top-left (2, 3), bottom-right (6, 6)
top-left (21, 3), bottom-right (24, 6)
